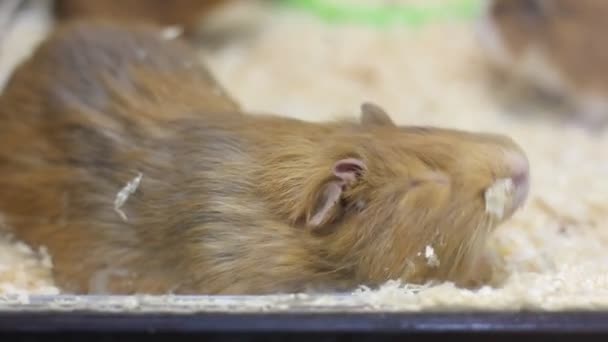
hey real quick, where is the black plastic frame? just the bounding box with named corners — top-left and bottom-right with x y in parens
top-left (2, 295), bottom-right (608, 340)
top-left (1, 311), bottom-right (608, 334)
top-left (1, 311), bottom-right (608, 341)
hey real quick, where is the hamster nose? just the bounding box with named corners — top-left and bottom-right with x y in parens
top-left (505, 150), bottom-right (530, 210)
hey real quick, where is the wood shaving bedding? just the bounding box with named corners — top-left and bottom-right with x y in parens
top-left (113, 172), bottom-right (144, 222)
top-left (1, 0), bottom-right (607, 311)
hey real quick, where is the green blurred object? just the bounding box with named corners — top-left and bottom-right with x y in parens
top-left (281, 0), bottom-right (483, 28)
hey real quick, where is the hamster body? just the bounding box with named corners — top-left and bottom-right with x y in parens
top-left (0, 21), bottom-right (530, 295)
top-left (477, 0), bottom-right (608, 126)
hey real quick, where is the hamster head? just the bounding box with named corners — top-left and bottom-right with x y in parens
top-left (477, 0), bottom-right (608, 123)
top-left (289, 103), bottom-right (530, 287)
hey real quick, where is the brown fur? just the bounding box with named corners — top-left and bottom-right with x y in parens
top-left (480, 0), bottom-right (608, 124)
top-left (0, 20), bottom-right (529, 295)
top-left (54, 0), bottom-right (233, 36)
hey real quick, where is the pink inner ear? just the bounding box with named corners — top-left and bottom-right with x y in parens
top-left (333, 158), bottom-right (366, 183)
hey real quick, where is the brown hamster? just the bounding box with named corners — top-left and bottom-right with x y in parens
top-left (0, 20), bottom-right (530, 295)
top-left (54, 0), bottom-right (235, 37)
top-left (477, 0), bottom-right (608, 126)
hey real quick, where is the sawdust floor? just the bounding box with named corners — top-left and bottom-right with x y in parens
top-left (1, 1), bottom-right (608, 311)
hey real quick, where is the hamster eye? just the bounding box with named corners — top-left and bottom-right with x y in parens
top-left (341, 198), bottom-right (366, 214)
top-left (351, 200), bottom-right (367, 213)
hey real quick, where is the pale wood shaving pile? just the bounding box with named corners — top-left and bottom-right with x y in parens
top-left (1, 0), bottom-right (608, 311)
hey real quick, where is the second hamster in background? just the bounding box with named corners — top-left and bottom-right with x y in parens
top-left (0, 20), bottom-right (529, 295)
top-left (477, 0), bottom-right (608, 128)
top-left (54, 0), bottom-right (237, 37)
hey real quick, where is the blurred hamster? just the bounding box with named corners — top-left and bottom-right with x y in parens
top-left (477, 0), bottom-right (608, 127)
top-left (54, 0), bottom-right (236, 37)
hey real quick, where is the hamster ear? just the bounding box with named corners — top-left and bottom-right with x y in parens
top-left (306, 158), bottom-right (366, 229)
top-left (360, 102), bottom-right (396, 127)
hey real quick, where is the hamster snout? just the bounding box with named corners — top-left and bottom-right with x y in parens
top-left (475, 0), bottom-right (512, 68)
top-left (505, 150), bottom-right (530, 209)
top-left (483, 151), bottom-right (529, 225)
top-left (497, 149), bottom-right (530, 215)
